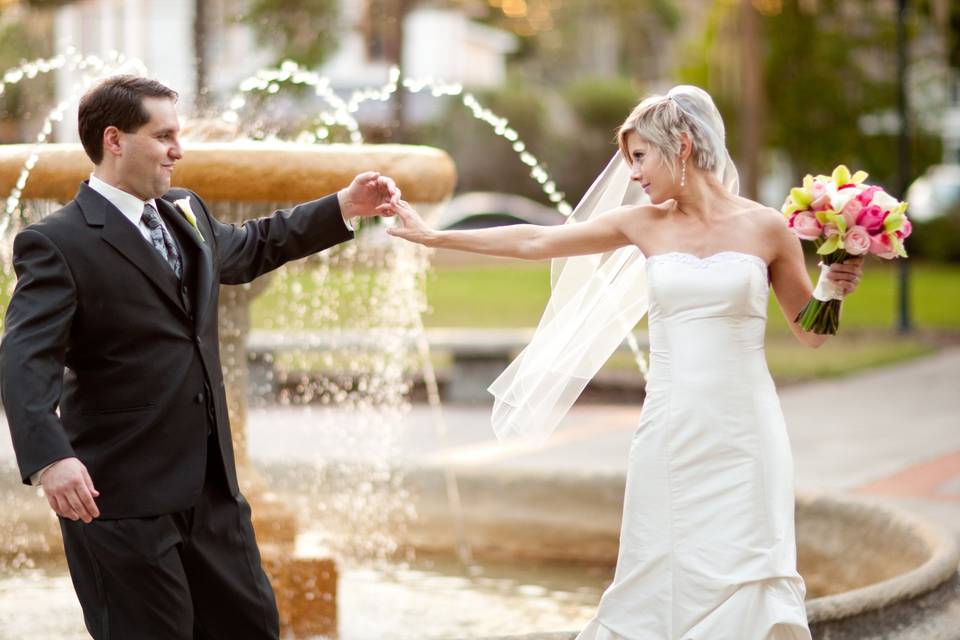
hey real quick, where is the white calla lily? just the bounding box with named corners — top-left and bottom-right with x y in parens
top-left (174, 198), bottom-right (205, 242)
top-left (829, 187), bottom-right (859, 212)
top-left (869, 190), bottom-right (899, 211)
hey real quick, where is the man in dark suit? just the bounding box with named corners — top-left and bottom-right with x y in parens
top-left (0, 75), bottom-right (398, 638)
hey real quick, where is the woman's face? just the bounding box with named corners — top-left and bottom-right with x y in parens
top-left (625, 131), bottom-right (675, 204)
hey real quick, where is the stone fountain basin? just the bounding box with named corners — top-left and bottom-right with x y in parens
top-left (3, 462), bottom-right (958, 639)
top-left (798, 492), bottom-right (958, 620)
top-left (397, 467), bottom-right (960, 639)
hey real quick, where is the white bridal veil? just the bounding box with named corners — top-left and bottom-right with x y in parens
top-left (488, 85), bottom-right (740, 443)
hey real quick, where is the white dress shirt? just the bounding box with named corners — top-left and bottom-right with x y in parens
top-left (88, 174), bottom-right (171, 242)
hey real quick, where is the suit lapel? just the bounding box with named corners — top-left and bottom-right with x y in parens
top-left (158, 195), bottom-right (214, 330)
top-left (76, 184), bottom-right (187, 318)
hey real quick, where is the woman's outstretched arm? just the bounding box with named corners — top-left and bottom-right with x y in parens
top-left (767, 212), bottom-right (863, 348)
top-left (383, 199), bottom-right (637, 260)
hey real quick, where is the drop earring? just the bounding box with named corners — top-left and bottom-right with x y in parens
top-left (680, 161), bottom-right (687, 189)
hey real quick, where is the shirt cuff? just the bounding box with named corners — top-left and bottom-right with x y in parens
top-left (31, 461), bottom-right (57, 486)
top-left (342, 215), bottom-right (355, 232)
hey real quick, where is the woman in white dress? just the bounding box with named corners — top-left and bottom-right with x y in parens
top-left (384, 86), bottom-right (863, 639)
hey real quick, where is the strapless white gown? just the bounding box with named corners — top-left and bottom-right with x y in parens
top-left (576, 252), bottom-right (810, 640)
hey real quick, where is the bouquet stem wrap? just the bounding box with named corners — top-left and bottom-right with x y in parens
top-left (795, 247), bottom-right (848, 335)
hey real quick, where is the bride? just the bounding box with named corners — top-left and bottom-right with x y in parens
top-left (384, 85), bottom-right (863, 639)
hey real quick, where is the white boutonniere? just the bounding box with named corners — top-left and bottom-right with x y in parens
top-left (174, 197), bottom-right (205, 242)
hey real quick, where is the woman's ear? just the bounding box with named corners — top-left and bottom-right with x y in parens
top-left (679, 131), bottom-right (693, 163)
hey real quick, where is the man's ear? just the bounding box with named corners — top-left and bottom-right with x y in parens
top-left (102, 126), bottom-right (123, 158)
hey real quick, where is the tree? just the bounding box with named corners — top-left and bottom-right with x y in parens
top-left (239, 0), bottom-right (340, 68)
top-left (467, 0), bottom-right (680, 86)
top-left (0, 6), bottom-right (54, 143)
top-left (678, 0), bottom-right (943, 196)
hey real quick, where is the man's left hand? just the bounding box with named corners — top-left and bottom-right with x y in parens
top-left (338, 172), bottom-right (401, 223)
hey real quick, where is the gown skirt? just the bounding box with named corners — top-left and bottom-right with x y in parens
top-left (574, 252), bottom-right (811, 640)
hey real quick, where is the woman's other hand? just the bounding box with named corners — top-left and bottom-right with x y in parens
top-left (826, 256), bottom-right (865, 297)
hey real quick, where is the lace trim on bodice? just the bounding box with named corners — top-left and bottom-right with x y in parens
top-left (646, 251), bottom-right (768, 277)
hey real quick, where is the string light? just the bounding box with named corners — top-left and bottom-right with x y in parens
top-left (3, 54), bottom-right (573, 224)
top-left (224, 62), bottom-right (572, 216)
top-left (224, 61), bottom-right (364, 143)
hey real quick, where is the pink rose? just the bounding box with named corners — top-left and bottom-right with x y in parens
top-left (857, 185), bottom-right (881, 206)
top-left (811, 180), bottom-right (828, 199)
top-left (896, 217), bottom-right (912, 240)
top-left (843, 225), bottom-right (871, 255)
top-left (791, 211), bottom-right (823, 240)
top-left (856, 204), bottom-right (888, 235)
top-left (868, 232), bottom-right (897, 259)
top-left (841, 198), bottom-right (863, 228)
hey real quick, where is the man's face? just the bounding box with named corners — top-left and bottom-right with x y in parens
top-left (113, 97), bottom-right (182, 200)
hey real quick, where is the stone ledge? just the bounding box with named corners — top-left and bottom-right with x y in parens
top-left (0, 142), bottom-right (456, 204)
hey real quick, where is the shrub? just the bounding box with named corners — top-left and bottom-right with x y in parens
top-left (907, 205), bottom-right (960, 263)
top-left (563, 77), bottom-right (640, 132)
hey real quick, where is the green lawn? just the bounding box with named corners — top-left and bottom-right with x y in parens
top-left (2, 259), bottom-right (956, 383)
top-left (421, 261), bottom-right (960, 331)
top-left (248, 259), bottom-right (957, 383)
top-left (602, 333), bottom-right (935, 381)
top-left (416, 260), bottom-right (958, 382)
top-left (763, 335), bottom-right (937, 383)
top-left (6, 258), bottom-right (955, 332)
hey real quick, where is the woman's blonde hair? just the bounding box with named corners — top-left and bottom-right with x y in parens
top-left (617, 86), bottom-right (727, 182)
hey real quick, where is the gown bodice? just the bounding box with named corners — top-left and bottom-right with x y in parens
top-left (644, 251), bottom-right (772, 392)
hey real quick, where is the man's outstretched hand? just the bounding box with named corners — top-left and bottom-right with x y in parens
top-left (338, 172), bottom-right (401, 223)
top-left (41, 457), bottom-right (100, 523)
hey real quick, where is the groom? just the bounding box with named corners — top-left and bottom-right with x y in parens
top-left (0, 75), bottom-right (397, 638)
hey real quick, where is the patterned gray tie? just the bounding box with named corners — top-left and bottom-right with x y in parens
top-left (141, 203), bottom-right (182, 279)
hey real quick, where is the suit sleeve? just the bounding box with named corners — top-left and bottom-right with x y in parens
top-left (190, 192), bottom-right (354, 285)
top-left (0, 229), bottom-right (77, 484)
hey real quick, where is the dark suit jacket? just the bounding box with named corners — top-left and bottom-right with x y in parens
top-left (0, 183), bottom-right (353, 518)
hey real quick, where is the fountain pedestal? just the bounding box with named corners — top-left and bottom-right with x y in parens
top-left (219, 278), bottom-right (339, 636)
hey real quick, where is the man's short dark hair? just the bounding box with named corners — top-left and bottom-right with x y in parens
top-left (78, 75), bottom-right (178, 164)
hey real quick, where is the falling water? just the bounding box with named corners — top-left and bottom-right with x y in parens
top-left (223, 62), bottom-right (574, 215)
top-left (0, 53), bottom-right (626, 637)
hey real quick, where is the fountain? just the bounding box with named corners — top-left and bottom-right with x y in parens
top-left (0, 58), bottom-right (958, 639)
top-left (0, 140), bottom-right (456, 636)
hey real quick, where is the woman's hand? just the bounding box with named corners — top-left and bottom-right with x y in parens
top-left (825, 256), bottom-right (865, 297)
top-left (383, 200), bottom-right (438, 246)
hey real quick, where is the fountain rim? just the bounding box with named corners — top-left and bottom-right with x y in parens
top-left (797, 490), bottom-right (958, 622)
top-left (400, 465), bottom-right (960, 626)
top-left (0, 142), bottom-right (458, 204)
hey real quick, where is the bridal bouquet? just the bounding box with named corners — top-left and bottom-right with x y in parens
top-left (781, 165), bottom-right (911, 335)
